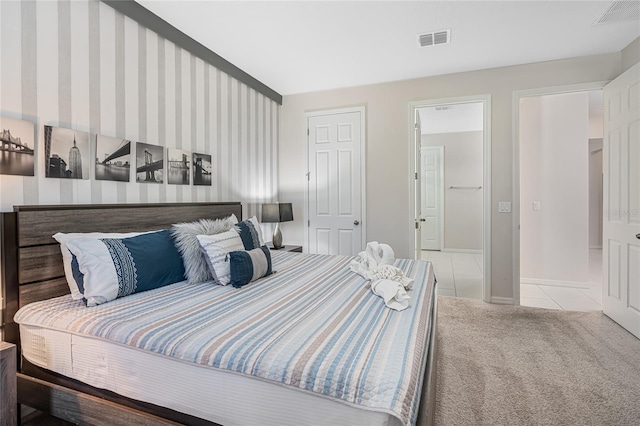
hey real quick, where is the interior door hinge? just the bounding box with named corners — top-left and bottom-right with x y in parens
top-left (306, 172), bottom-right (310, 181)
top-left (308, 220), bottom-right (310, 227)
top-left (414, 123), bottom-right (419, 129)
top-left (415, 172), bottom-right (418, 180)
top-left (307, 128), bottom-right (310, 136)
top-left (415, 221), bottom-right (419, 230)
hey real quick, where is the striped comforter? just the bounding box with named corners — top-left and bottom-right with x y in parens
top-left (15, 251), bottom-right (436, 426)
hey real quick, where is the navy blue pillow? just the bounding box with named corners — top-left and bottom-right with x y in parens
top-left (114, 229), bottom-right (186, 294)
top-left (70, 254), bottom-right (85, 295)
top-left (235, 220), bottom-right (261, 250)
top-left (229, 245), bottom-right (273, 288)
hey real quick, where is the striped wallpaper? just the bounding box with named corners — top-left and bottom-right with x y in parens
top-left (0, 0), bottom-right (280, 218)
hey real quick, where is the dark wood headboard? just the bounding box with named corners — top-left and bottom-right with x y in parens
top-left (0, 202), bottom-right (242, 344)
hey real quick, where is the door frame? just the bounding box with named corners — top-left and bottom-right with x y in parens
top-left (420, 146), bottom-right (445, 252)
top-left (511, 81), bottom-right (609, 305)
top-left (304, 106), bottom-right (367, 253)
top-left (409, 94), bottom-right (492, 303)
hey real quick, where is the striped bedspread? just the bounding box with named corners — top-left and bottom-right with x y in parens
top-left (15, 251), bottom-right (436, 426)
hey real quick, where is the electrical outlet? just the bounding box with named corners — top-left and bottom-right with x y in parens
top-left (533, 201), bottom-right (541, 211)
top-left (498, 202), bottom-right (511, 213)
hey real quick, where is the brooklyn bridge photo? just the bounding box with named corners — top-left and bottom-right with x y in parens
top-left (44, 126), bottom-right (89, 179)
top-left (167, 148), bottom-right (190, 185)
top-left (96, 135), bottom-right (131, 182)
top-left (193, 152), bottom-right (212, 186)
top-left (136, 142), bottom-right (164, 184)
top-left (0, 116), bottom-right (35, 176)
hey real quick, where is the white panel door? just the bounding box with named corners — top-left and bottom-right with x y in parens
top-left (421, 147), bottom-right (443, 251)
top-left (602, 62), bottom-right (640, 339)
top-left (308, 110), bottom-right (363, 255)
top-left (414, 111), bottom-right (422, 258)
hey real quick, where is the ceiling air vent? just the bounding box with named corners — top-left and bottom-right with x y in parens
top-left (593, 0), bottom-right (640, 24)
top-left (418, 29), bottom-right (450, 47)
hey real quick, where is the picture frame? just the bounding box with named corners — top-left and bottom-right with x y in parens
top-left (167, 148), bottom-right (190, 185)
top-left (192, 152), bottom-right (212, 186)
top-left (0, 116), bottom-right (35, 176)
top-left (44, 125), bottom-right (90, 179)
top-left (95, 135), bottom-right (131, 182)
top-left (135, 142), bottom-right (164, 184)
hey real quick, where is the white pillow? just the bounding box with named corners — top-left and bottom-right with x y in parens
top-left (197, 230), bottom-right (245, 286)
top-left (53, 231), bottom-right (152, 299)
top-left (65, 230), bottom-right (186, 307)
top-left (247, 216), bottom-right (265, 246)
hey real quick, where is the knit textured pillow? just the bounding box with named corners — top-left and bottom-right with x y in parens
top-left (228, 245), bottom-right (273, 288)
top-left (171, 215), bottom-right (237, 284)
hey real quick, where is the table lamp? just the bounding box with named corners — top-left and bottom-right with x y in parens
top-left (261, 203), bottom-right (293, 249)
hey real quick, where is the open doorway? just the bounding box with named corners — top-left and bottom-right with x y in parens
top-left (410, 95), bottom-right (491, 302)
top-left (517, 88), bottom-right (604, 311)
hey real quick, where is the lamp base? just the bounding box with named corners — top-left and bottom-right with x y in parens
top-left (272, 223), bottom-right (283, 249)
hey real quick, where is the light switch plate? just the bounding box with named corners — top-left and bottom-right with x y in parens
top-left (498, 202), bottom-right (511, 213)
top-left (533, 201), bottom-right (541, 211)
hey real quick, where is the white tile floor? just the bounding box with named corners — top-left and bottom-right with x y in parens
top-left (420, 250), bottom-right (483, 299)
top-left (421, 248), bottom-right (603, 312)
top-left (519, 249), bottom-right (603, 311)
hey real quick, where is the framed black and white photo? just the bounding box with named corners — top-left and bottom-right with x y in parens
top-left (0, 116), bottom-right (35, 176)
top-left (95, 135), bottom-right (131, 182)
top-left (136, 142), bottom-right (164, 184)
top-left (192, 152), bottom-right (212, 186)
top-left (167, 148), bottom-right (190, 185)
top-left (44, 126), bottom-right (90, 179)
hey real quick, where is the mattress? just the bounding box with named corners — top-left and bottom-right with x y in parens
top-left (16, 251), bottom-right (436, 426)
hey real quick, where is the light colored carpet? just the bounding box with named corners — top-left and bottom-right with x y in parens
top-left (435, 297), bottom-right (640, 426)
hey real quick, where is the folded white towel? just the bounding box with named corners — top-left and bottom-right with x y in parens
top-left (350, 241), bottom-right (395, 278)
top-left (350, 242), bottom-right (414, 310)
top-left (370, 279), bottom-right (410, 311)
top-left (369, 264), bottom-right (414, 290)
top-left (364, 241), bottom-right (395, 268)
top-left (350, 241), bottom-right (394, 271)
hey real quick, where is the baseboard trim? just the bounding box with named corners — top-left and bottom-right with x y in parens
top-left (490, 296), bottom-right (514, 305)
top-left (520, 277), bottom-right (590, 289)
top-left (442, 248), bottom-right (483, 254)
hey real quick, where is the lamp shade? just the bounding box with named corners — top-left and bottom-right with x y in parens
top-left (261, 203), bottom-right (293, 223)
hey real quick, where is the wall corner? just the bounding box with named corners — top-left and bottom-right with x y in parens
top-left (621, 36), bottom-right (640, 73)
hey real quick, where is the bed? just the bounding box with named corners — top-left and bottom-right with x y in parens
top-left (0, 202), bottom-right (438, 426)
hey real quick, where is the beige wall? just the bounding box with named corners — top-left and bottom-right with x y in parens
top-left (622, 36), bottom-right (640, 73)
top-left (280, 52), bottom-right (622, 301)
top-left (422, 132), bottom-right (483, 251)
top-left (519, 93), bottom-right (590, 285)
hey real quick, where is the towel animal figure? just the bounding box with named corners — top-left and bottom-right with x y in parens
top-left (370, 279), bottom-right (411, 311)
top-left (350, 242), bottom-right (414, 311)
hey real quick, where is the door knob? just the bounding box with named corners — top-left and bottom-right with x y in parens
top-left (420, 218), bottom-right (426, 222)
top-left (354, 220), bottom-right (360, 226)
top-left (636, 233), bottom-right (640, 240)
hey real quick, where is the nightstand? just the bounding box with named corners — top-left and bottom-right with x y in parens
top-left (0, 341), bottom-right (17, 426)
top-left (267, 244), bottom-right (302, 253)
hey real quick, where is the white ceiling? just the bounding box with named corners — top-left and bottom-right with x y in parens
top-left (136, 1), bottom-right (640, 96)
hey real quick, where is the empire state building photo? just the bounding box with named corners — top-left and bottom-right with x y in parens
top-left (44, 125), bottom-right (90, 180)
top-left (68, 136), bottom-right (82, 179)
